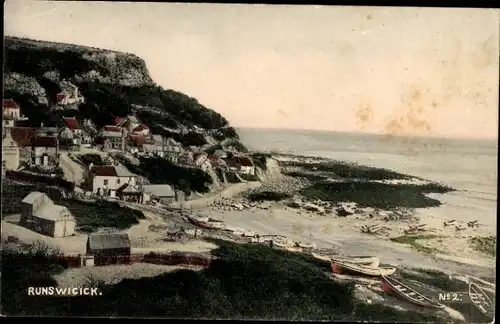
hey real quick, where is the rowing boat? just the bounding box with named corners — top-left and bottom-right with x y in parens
top-left (296, 241), bottom-right (316, 249)
top-left (469, 282), bottom-right (495, 319)
top-left (380, 275), bottom-right (444, 309)
top-left (332, 260), bottom-right (395, 276)
top-left (186, 216), bottom-right (214, 229)
top-left (466, 275), bottom-right (495, 292)
top-left (443, 220), bottom-right (456, 226)
top-left (311, 253), bottom-right (380, 267)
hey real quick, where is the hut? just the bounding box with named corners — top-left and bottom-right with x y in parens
top-left (86, 233), bottom-right (131, 265)
top-left (20, 191), bottom-right (52, 224)
top-left (31, 204), bottom-right (76, 238)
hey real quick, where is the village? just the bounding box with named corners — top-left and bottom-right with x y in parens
top-left (1, 82), bottom-right (263, 267)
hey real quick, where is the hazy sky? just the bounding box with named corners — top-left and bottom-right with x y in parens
top-left (4, 2), bottom-right (500, 139)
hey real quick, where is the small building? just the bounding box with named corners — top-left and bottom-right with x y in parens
top-left (89, 165), bottom-right (137, 197)
top-left (31, 136), bottom-right (59, 166)
top-left (56, 81), bottom-right (85, 106)
top-left (132, 124), bottom-right (149, 136)
top-left (100, 126), bottom-right (126, 151)
top-left (20, 191), bottom-right (76, 238)
top-left (116, 183), bottom-right (144, 203)
top-left (2, 99), bottom-right (28, 128)
top-left (142, 184), bottom-right (176, 204)
top-left (193, 152), bottom-right (212, 172)
top-left (224, 156), bottom-right (255, 175)
top-left (31, 203), bottom-right (76, 238)
top-left (86, 233), bottom-right (131, 264)
top-left (21, 191), bottom-right (51, 224)
top-left (2, 128), bottom-right (20, 171)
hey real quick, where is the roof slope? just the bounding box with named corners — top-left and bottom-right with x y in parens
top-left (22, 191), bottom-right (51, 204)
top-left (87, 233), bottom-right (131, 250)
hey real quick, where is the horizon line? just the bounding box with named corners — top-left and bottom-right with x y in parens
top-left (233, 125), bottom-right (499, 142)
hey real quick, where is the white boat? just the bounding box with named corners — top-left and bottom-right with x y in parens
top-left (242, 231), bottom-right (256, 237)
top-left (273, 240), bottom-right (296, 248)
top-left (311, 253), bottom-right (381, 268)
top-left (296, 242), bottom-right (316, 249)
top-left (332, 261), bottom-right (395, 277)
top-left (207, 222), bottom-right (226, 230)
top-left (469, 282), bottom-right (494, 319)
top-left (466, 276), bottom-right (496, 293)
top-left (193, 216), bottom-right (209, 223)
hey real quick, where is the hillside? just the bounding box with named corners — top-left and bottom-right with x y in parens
top-left (3, 36), bottom-right (240, 145)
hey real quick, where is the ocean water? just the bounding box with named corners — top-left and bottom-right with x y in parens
top-left (237, 128), bottom-right (498, 227)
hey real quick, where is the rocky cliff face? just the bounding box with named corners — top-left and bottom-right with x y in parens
top-left (3, 36), bottom-right (241, 147)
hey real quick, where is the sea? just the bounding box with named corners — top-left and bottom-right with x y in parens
top-left (237, 128), bottom-right (498, 228)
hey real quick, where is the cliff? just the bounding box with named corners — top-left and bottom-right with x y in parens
top-left (3, 36), bottom-right (240, 146)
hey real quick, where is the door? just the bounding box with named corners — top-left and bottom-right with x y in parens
top-left (43, 155), bottom-right (49, 166)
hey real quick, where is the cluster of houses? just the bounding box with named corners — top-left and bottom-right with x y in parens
top-left (2, 97), bottom-right (257, 194)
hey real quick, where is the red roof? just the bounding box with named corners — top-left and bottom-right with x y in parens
top-left (128, 135), bottom-right (147, 146)
top-left (62, 117), bottom-right (81, 130)
top-left (3, 99), bottom-right (20, 110)
top-left (113, 117), bottom-right (122, 126)
top-left (56, 93), bottom-right (67, 103)
top-left (133, 124), bottom-right (149, 132)
top-left (31, 136), bottom-right (58, 148)
top-left (10, 127), bottom-right (36, 146)
top-left (91, 166), bottom-right (118, 177)
top-left (104, 125), bottom-right (122, 132)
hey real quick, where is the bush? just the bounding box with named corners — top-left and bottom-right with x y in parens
top-left (79, 154), bottom-right (104, 166)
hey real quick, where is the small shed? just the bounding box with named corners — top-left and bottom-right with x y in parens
top-left (31, 204), bottom-right (76, 238)
top-left (86, 233), bottom-right (131, 265)
top-left (21, 192), bottom-right (52, 224)
top-left (142, 184), bottom-right (176, 204)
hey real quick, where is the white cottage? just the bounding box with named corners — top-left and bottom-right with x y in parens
top-left (89, 165), bottom-right (137, 197)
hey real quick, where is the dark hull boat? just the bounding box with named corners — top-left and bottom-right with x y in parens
top-left (381, 275), bottom-right (444, 309)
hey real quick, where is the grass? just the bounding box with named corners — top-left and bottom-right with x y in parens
top-left (1, 181), bottom-right (145, 232)
top-left (79, 153), bottom-right (104, 165)
top-left (283, 160), bottom-right (415, 181)
top-left (1, 239), bottom-right (448, 321)
top-left (301, 181), bottom-right (454, 209)
top-left (468, 236), bottom-right (496, 257)
top-left (390, 234), bottom-right (444, 254)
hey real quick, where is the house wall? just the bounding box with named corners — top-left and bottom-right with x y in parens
top-left (2, 120), bottom-right (15, 128)
top-left (4, 107), bottom-right (20, 119)
top-left (31, 216), bottom-right (56, 237)
top-left (92, 175), bottom-right (136, 195)
top-left (33, 147), bottom-right (58, 166)
top-left (54, 218), bottom-right (76, 238)
top-left (240, 166), bottom-right (255, 175)
top-left (2, 137), bottom-right (20, 171)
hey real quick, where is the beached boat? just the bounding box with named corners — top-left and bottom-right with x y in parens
top-left (455, 225), bottom-right (467, 231)
top-left (469, 282), bottom-right (494, 318)
top-left (186, 216), bottom-right (214, 229)
top-left (466, 275), bottom-right (495, 291)
top-left (312, 253), bottom-right (380, 267)
top-left (443, 220), bottom-right (457, 227)
top-left (208, 222), bottom-right (226, 230)
top-left (332, 261), bottom-right (395, 276)
top-left (296, 241), bottom-right (316, 249)
top-left (273, 240), bottom-right (296, 248)
top-left (282, 246), bottom-right (304, 253)
top-left (193, 216), bottom-right (209, 223)
top-left (380, 275), bottom-right (444, 309)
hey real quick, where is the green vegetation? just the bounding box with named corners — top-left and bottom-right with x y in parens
top-left (1, 239), bottom-right (446, 321)
top-left (248, 191), bottom-right (291, 202)
top-left (4, 36), bottom-right (231, 133)
top-left (283, 160), bottom-right (415, 181)
top-left (79, 153), bottom-right (104, 166)
top-left (118, 156), bottom-right (212, 194)
top-left (390, 234), bottom-right (444, 254)
top-left (301, 181), bottom-right (454, 209)
top-left (222, 138), bottom-right (248, 153)
top-left (469, 236), bottom-right (496, 257)
top-left (205, 144), bottom-right (223, 155)
top-left (1, 181), bottom-right (144, 231)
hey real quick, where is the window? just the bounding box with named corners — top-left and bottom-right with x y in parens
top-left (117, 178), bottom-right (121, 184)
top-left (103, 179), bottom-right (108, 186)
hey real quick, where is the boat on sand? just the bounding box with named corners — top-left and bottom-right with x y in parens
top-left (469, 282), bottom-right (495, 319)
top-left (466, 276), bottom-right (495, 292)
top-left (311, 253), bottom-right (380, 267)
top-left (296, 242), bottom-right (316, 249)
top-left (332, 260), bottom-right (395, 277)
top-left (186, 216), bottom-right (214, 229)
top-left (380, 275), bottom-right (444, 309)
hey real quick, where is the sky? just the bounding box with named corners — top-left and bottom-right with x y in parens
top-left (4, 2), bottom-right (500, 139)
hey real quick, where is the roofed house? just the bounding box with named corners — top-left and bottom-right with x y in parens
top-left (31, 136), bottom-right (59, 167)
top-left (89, 165), bottom-right (137, 197)
top-left (21, 191), bottom-right (76, 237)
top-left (59, 117), bottom-right (90, 146)
top-left (193, 152), bottom-right (212, 172)
top-left (3, 99), bottom-right (28, 128)
top-left (86, 233), bottom-right (131, 264)
top-left (224, 156), bottom-right (255, 175)
top-left (116, 183), bottom-right (145, 203)
top-left (142, 184), bottom-right (177, 204)
top-left (100, 126), bottom-right (126, 151)
top-left (56, 81), bottom-right (85, 106)
top-left (132, 124), bottom-right (149, 136)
